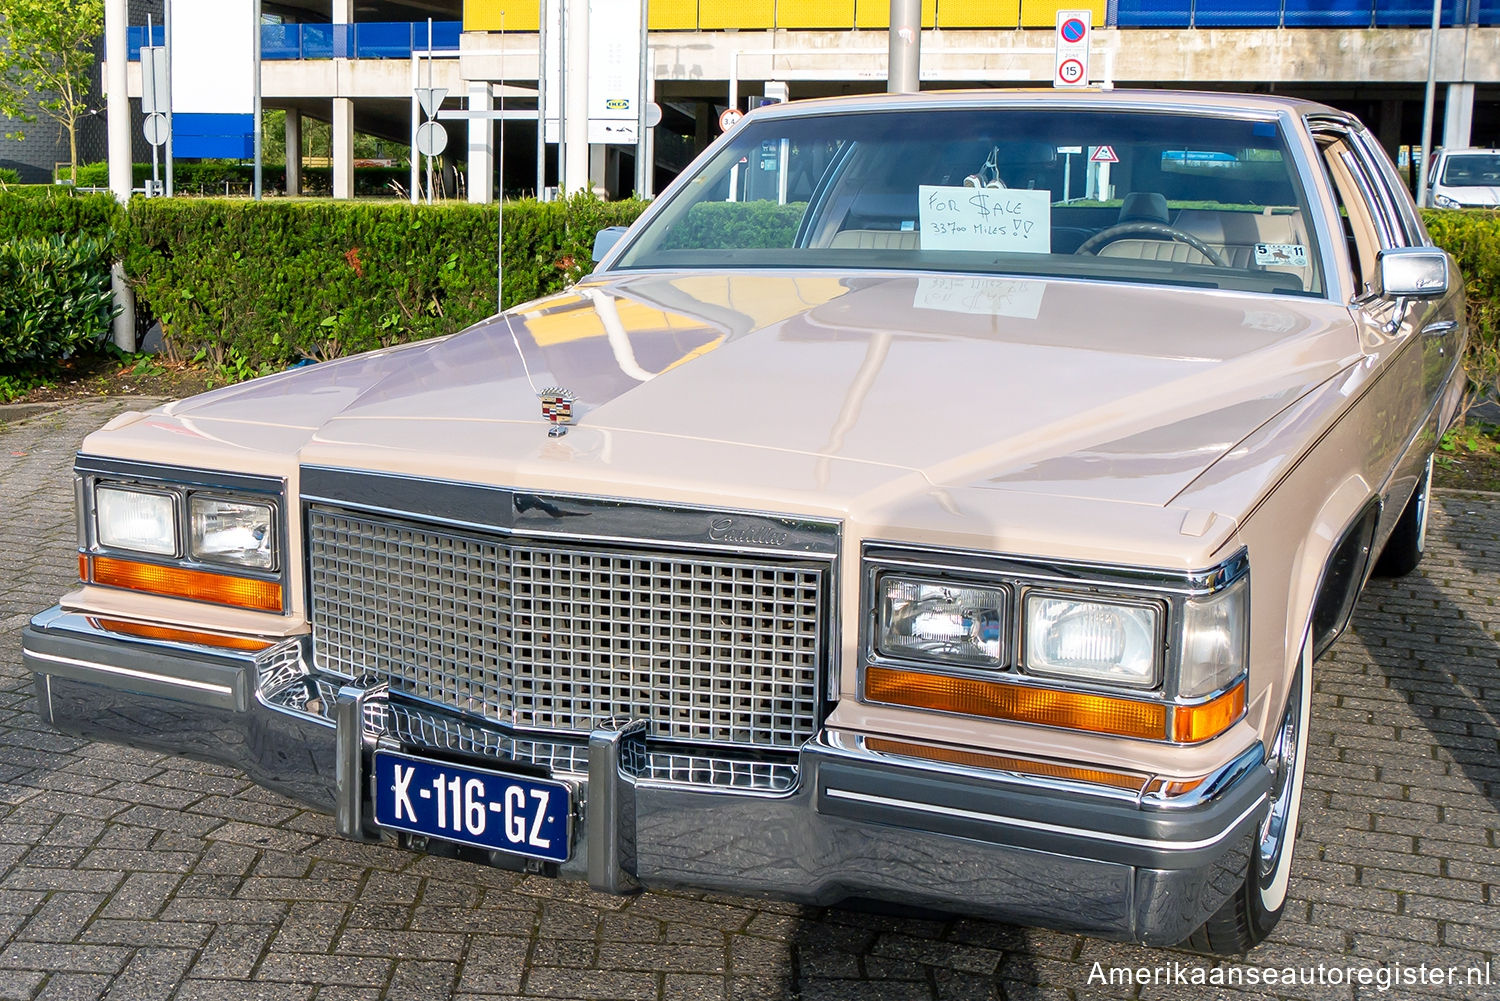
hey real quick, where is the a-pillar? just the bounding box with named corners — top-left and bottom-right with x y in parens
top-left (285, 108), bottom-right (303, 196)
top-left (1443, 83), bottom-right (1476, 150)
top-left (332, 0), bottom-right (355, 199)
top-left (468, 82), bottom-right (494, 204)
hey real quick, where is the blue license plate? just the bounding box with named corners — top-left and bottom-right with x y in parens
top-left (372, 751), bottom-right (571, 863)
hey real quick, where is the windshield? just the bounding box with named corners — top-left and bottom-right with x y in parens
top-left (1440, 152), bottom-right (1500, 187)
top-left (615, 107), bottom-right (1324, 297)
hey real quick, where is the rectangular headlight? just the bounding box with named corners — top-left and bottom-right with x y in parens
top-left (1023, 593), bottom-right (1161, 689)
top-left (95, 486), bottom-right (177, 556)
top-left (189, 496), bottom-right (276, 570)
top-left (876, 576), bottom-right (1005, 667)
top-left (1178, 576), bottom-right (1248, 698)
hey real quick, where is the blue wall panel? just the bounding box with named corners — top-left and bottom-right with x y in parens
top-left (1114, 0), bottom-right (1192, 26)
top-left (1191, 0), bottom-right (1281, 26)
top-left (173, 113), bottom-right (254, 160)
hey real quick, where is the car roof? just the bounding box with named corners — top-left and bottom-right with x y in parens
top-left (747, 88), bottom-right (1347, 124)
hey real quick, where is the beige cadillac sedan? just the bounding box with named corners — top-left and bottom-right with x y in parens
top-left (23, 91), bottom-right (1466, 953)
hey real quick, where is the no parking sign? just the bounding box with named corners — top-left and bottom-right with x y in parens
top-left (1054, 10), bottom-right (1092, 89)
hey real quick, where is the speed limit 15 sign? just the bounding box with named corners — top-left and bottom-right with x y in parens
top-left (1054, 10), bottom-right (1091, 89)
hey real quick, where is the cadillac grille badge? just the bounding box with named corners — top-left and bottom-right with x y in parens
top-left (540, 387), bottom-right (576, 437)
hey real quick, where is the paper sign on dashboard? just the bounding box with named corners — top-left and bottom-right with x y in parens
top-left (918, 186), bottom-right (1052, 254)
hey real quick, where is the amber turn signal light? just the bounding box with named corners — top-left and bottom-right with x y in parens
top-left (865, 666), bottom-right (1169, 741)
top-left (87, 555), bottom-right (283, 612)
top-left (1171, 682), bottom-right (1247, 743)
top-left (865, 736), bottom-right (1148, 792)
top-left (94, 618), bottom-right (274, 652)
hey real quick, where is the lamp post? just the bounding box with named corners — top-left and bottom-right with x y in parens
top-left (1416, 0), bottom-right (1443, 207)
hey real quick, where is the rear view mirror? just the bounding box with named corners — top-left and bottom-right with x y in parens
top-left (592, 226), bottom-right (629, 264)
top-left (1376, 247), bottom-right (1448, 299)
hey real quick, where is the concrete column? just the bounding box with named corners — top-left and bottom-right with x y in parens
top-left (332, 0), bottom-right (354, 199)
top-left (333, 99), bottom-right (355, 198)
top-left (694, 101), bottom-right (711, 154)
top-left (564, 0), bottom-right (590, 194)
top-left (1443, 83), bottom-right (1476, 150)
top-left (285, 108), bottom-right (302, 195)
top-left (468, 82), bottom-right (494, 204)
top-left (1376, 99), bottom-right (1403, 161)
top-left (589, 144), bottom-right (606, 196)
top-left (104, 0), bottom-right (136, 352)
top-left (105, 0), bottom-right (132, 203)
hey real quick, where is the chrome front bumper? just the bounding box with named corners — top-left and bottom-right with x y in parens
top-left (22, 607), bottom-right (1270, 946)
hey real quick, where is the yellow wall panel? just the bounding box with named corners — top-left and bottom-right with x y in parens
top-left (699, 0), bottom-right (776, 28)
top-left (464, 0), bottom-right (541, 32)
top-left (854, 0), bottom-right (936, 28)
top-left (936, 0), bottom-right (1020, 28)
top-left (649, 0), bottom-right (700, 29)
top-left (777, 0), bottom-right (855, 28)
top-left (1020, 0), bottom-right (1104, 28)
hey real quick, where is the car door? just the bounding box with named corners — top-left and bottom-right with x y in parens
top-left (1307, 117), bottom-right (1439, 530)
top-left (1351, 127), bottom-right (1466, 412)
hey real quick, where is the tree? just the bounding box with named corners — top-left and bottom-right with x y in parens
top-left (0, 0), bottom-right (105, 176)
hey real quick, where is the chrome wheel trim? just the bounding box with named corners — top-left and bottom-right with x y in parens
top-left (1258, 686), bottom-right (1299, 875)
top-left (1257, 639), bottom-right (1311, 912)
top-left (1416, 454), bottom-right (1433, 555)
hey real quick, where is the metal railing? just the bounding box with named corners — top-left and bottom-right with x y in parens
top-left (1113, 0), bottom-right (1485, 28)
top-left (127, 21), bottom-right (460, 62)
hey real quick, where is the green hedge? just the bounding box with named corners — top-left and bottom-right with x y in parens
top-left (1422, 209), bottom-right (1500, 398)
top-left (0, 236), bottom-right (118, 369)
top-left (59, 162), bottom-right (413, 197)
top-left (0, 167), bottom-right (20, 186)
top-left (125, 194), bottom-right (647, 365)
top-left (0, 189), bottom-right (122, 249)
top-left (2, 189), bottom-right (1498, 401)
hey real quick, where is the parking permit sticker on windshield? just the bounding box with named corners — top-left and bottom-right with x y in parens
top-left (919, 186), bottom-right (1052, 254)
top-left (1255, 243), bottom-right (1308, 267)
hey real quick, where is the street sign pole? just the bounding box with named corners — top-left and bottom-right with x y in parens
top-left (253, 0), bottom-right (263, 200)
top-left (537, 0), bottom-right (548, 199)
top-left (147, 16), bottom-right (159, 196)
top-left (165, 0), bottom-right (175, 197)
top-left (427, 19), bottom-right (435, 204)
top-left (635, 0), bottom-right (649, 196)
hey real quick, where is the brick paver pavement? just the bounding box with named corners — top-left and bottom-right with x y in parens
top-left (0, 398), bottom-right (1495, 1000)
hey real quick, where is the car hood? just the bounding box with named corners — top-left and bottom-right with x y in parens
top-left (1441, 185), bottom-right (1500, 206)
top-left (122, 272), bottom-right (1357, 514)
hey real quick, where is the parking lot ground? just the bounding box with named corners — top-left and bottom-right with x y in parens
top-left (0, 398), bottom-right (1495, 1001)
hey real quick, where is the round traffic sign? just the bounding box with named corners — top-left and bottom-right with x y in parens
top-left (416, 120), bottom-right (448, 157)
top-left (718, 108), bottom-right (744, 133)
top-left (1057, 58), bottom-right (1085, 85)
top-left (143, 112), bottom-right (168, 147)
top-left (644, 102), bottom-right (663, 128)
top-left (1060, 17), bottom-right (1087, 43)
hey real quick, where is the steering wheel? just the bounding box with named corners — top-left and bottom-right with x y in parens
top-left (1075, 222), bottom-right (1231, 268)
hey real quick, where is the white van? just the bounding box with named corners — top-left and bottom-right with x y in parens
top-left (1429, 147), bottom-right (1500, 208)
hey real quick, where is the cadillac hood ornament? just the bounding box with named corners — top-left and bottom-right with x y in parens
top-left (540, 387), bottom-right (577, 436)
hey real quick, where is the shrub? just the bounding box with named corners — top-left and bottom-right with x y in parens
top-left (124, 194), bottom-right (648, 366)
top-left (0, 236), bottom-right (118, 370)
top-left (659, 201), bottom-right (807, 250)
top-left (0, 188), bottom-right (122, 248)
top-left (1423, 208), bottom-right (1500, 401)
top-left (0, 167), bottom-right (20, 185)
top-left (59, 161), bottom-right (416, 197)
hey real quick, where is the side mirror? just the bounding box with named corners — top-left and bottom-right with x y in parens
top-left (1376, 247), bottom-right (1448, 299)
top-left (592, 226), bottom-right (629, 264)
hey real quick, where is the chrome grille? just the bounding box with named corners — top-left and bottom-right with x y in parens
top-left (306, 505), bottom-right (827, 750)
